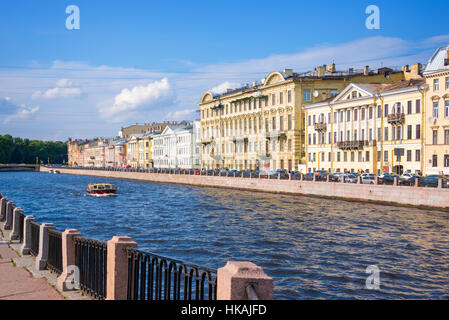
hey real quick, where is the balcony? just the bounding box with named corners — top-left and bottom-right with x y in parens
top-left (337, 140), bottom-right (365, 150)
top-left (265, 130), bottom-right (287, 140)
top-left (201, 136), bottom-right (214, 145)
top-left (314, 122), bottom-right (327, 132)
top-left (387, 113), bottom-right (405, 125)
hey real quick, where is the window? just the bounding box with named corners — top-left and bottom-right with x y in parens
top-left (369, 128), bottom-right (373, 141)
top-left (407, 150), bottom-right (412, 161)
top-left (445, 130), bottom-right (449, 145)
top-left (334, 112), bottom-right (337, 123)
top-left (407, 125), bottom-right (412, 139)
top-left (369, 107), bottom-right (373, 119)
top-left (384, 127), bottom-right (389, 141)
top-left (272, 117), bottom-right (276, 130)
top-left (272, 93), bottom-right (276, 105)
top-left (433, 130), bottom-right (438, 145)
top-left (446, 77), bottom-right (449, 90)
top-left (280, 116), bottom-right (284, 131)
top-left (416, 124), bottom-right (421, 139)
top-left (396, 126), bottom-right (401, 140)
top-left (384, 104), bottom-right (389, 117)
top-left (265, 118), bottom-right (269, 132)
top-left (407, 101), bottom-right (412, 114)
top-left (288, 139), bottom-right (292, 152)
top-left (377, 151), bottom-right (381, 162)
top-left (303, 89), bottom-right (311, 102)
top-left (308, 115), bottom-right (311, 126)
top-left (432, 154), bottom-right (438, 167)
top-left (384, 150), bottom-right (388, 162)
top-left (358, 151), bottom-right (362, 162)
top-left (351, 152), bottom-right (355, 162)
top-left (377, 105), bottom-right (382, 118)
top-left (361, 108), bottom-right (366, 120)
top-left (445, 101), bottom-right (449, 118)
top-left (366, 151), bottom-right (370, 162)
top-left (279, 92), bottom-right (284, 104)
top-left (445, 155), bottom-right (449, 167)
top-left (416, 99), bottom-right (421, 113)
top-left (433, 101), bottom-right (439, 118)
top-left (377, 127), bottom-right (381, 141)
top-left (313, 133), bottom-right (316, 144)
top-left (416, 150), bottom-right (420, 162)
top-left (434, 79), bottom-right (439, 91)
top-left (344, 152), bottom-right (347, 162)
top-left (361, 129), bottom-right (365, 141)
top-left (354, 129), bottom-right (358, 141)
top-left (346, 110), bottom-right (351, 121)
top-left (288, 114), bottom-right (292, 130)
top-left (287, 90), bottom-right (292, 103)
top-left (337, 152), bottom-right (340, 162)
top-left (354, 109), bottom-right (358, 121)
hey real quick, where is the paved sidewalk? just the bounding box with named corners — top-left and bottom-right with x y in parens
top-left (0, 243), bottom-right (63, 300)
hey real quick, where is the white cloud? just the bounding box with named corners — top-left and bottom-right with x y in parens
top-left (0, 97), bottom-right (39, 124)
top-left (32, 78), bottom-right (82, 100)
top-left (98, 77), bottom-right (175, 121)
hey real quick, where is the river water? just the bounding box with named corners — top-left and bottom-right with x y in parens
top-left (1, 171), bottom-right (448, 299)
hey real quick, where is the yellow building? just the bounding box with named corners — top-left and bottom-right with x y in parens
top-left (138, 132), bottom-right (158, 168)
top-left (305, 78), bottom-right (425, 175)
top-left (198, 64), bottom-right (405, 171)
top-left (423, 45), bottom-right (449, 175)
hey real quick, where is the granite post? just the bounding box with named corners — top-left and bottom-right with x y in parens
top-left (35, 223), bottom-right (56, 270)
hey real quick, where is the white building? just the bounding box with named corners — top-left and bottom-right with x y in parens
top-left (152, 121), bottom-right (201, 169)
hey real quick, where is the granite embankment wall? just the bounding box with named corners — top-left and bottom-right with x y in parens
top-left (39, 166), bottom-right (449, 211)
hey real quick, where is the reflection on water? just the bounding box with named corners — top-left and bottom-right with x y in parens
top-left (1, 171), bottom-right (449, 299)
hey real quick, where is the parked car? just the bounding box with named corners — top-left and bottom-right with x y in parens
top-left (378, 173), bottom-right (399, 185)
top-left (339, 174), bottom-right (358, 183)
top-left (259, 170), bottom-right (273, 179)
top-left (419, 175), bottom-right (448, 188)
top-left (361, 173), bottom-right (376, 184)
top-left (303, 172), bottom-right (314, 181)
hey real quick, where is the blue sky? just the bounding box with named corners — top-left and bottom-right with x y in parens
top-left (0, 0), bottom-right (448, 140)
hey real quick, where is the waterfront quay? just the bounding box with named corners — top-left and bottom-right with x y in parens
top-left (0, 189), bottom-right (273, 300)
top-left (40, 165), bottom-right (449, 211)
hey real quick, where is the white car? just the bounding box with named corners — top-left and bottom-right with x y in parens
top-left (400, 173), bottom-right (414, 180)
top-left (361, 173), bottom-right (376, 184)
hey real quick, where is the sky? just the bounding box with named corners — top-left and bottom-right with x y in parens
top-left (0, 0), bottom-right (448, 141)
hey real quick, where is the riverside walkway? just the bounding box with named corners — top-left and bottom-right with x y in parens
top-left (0, 224), bottom-right (63, 300)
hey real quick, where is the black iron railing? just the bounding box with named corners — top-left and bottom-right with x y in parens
top-left (47, 229), bottom-right (63, 275)
top-left (30, 221), bottom-right (40, 256)
top-left (126, 248), bottom-right (217, 300)
top-left (18, 211), bottom-right (26, 243)
top-left (74, 237), bottom-right (107, 300)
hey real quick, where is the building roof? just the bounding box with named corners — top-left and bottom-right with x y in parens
top-left (423, 45), bottom-right (449, 75)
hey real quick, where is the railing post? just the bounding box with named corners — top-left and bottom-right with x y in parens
top-left (106, 236), bottom-right (138, 300)
top-left (313, 173), bottom-right (317, 182)
top-left (375, 176), bottom-right (379, 185)
top-left (57, 229), bottom-right (81, 291)
top-left (414, 177), bottom-right (419, 187)
top-left (20, 215), bottom-right (36, 255)
top-left (341, 176), bottom-right (345, 183)
top-left (326, 174), bottom-right (330, 182)
top-left (299, 173), bottom-right (303, 181)
top-left (438, 178), bottom-right (443, 188)
top-left (36, 223), bottom-right (55, 270)
top-left (289, 173), bottom-right (292, 180)
top-left (217, 261), bottom-right (273, 300)
top-left (0, 197), bottom-right (8, 222)
top-left (4, 200), bottom-right (15, 230)
top-left (10, 207), bottom-right (24, 240)
top-left (357, 176), bottom-right (361, 184)
top-left (393, 176), bottom-right (398, 186)
top-left (278, 173), bottom-right (281, 180)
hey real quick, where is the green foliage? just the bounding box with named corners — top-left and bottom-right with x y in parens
top-left (0, 134), bottom-right (67, 164)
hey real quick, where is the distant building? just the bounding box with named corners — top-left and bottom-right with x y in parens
top-left (118, 121), bottom-right (180, 138)
top-left (423, 45), bottom-right (449, 175)
top-left (152, 121), bottom-right (201, 169)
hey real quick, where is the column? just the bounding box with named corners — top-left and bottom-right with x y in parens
top-left (35, 223), bottom-right (56, 270)
top-left (217, 261), bottom-right (274, 300)
top-left (106, 236), bottom-right (138, 300)
top-left (10, 207), bottom-right (24, 241)
top-left (57, 229), bottom-right (82, 291)
top-left (20, 215), bottom-right (36, 255)
top-left (4, 200), bottom-right (15, 230)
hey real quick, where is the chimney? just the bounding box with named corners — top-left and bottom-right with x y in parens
top-left (364, 65), bottom-right (369, 76)
top-left (283, 68), bottom-right (293, 75)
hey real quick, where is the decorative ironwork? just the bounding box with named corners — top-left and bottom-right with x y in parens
top-left (74, 237), bottom-right (107, 300)
top-left (18, 211), bottom-right (26, 243)
top-left (314, 122), bottom-right (327, 132)
top-left (126, 248), bottom-right (217, 300)
top-left (387, 113), bottom-right (405, 124)
top-left (47, 229), bottom-right (63, 275)
top-left (30, 221), bottom-right (40, 256)
top-left (337, 140), bottom-right (365, 150)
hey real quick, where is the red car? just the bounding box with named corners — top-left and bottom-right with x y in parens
top-left (123, 165), bottom-right (131, 168)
